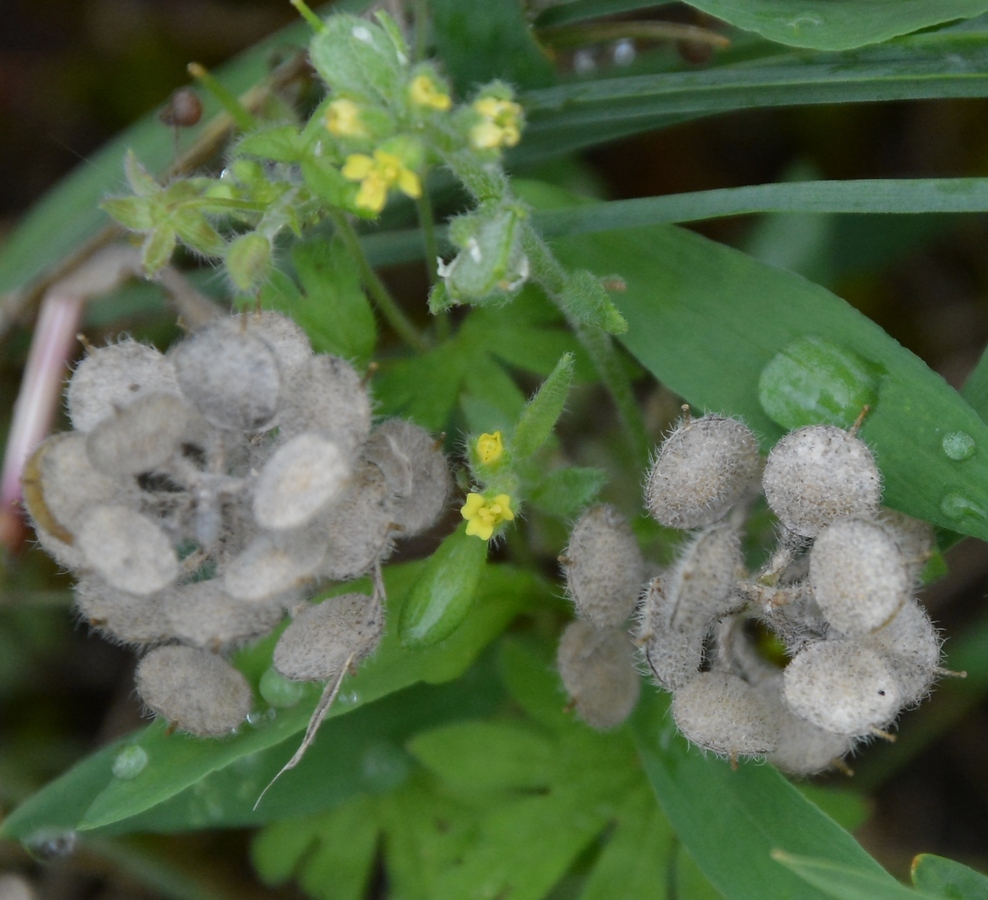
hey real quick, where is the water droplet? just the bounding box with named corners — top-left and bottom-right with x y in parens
top-left (22, 829), bottom-right (77, 861)
top-left (246, 710), bottom-right (269, 728)
top-left (258, 667), bottom-right (305, 709)
top-left (942, 431), bottom-right (976, 461)
top-left (940, 493), bottom-right (986, 520)
top-left (361, 742), bottom-right (412, 793)
top-left (758, 336), bottom-right (883, 431)
top-left (338, 690), bottom-right (361, 707)
top-left (111, 744), bottom-right (148, 780)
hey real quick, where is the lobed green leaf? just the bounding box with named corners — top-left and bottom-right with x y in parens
top-left (911, 853), bottom-right (988, 899)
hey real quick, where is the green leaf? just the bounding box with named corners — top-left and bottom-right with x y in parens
top-left (399, 525), bottom-right (489, 648)
top-left (519, 35), bottom-right (988, 158)
top-left (961, 343), bottom-right (988, 423)
top-left (679, 0), bottom-right (988, 51)
top-left (93, 657), bottom-right (505, 833)
top-left (558, 269), bottom-right (627, 334)
top-left (511, 353), bottom-right (575, 459)
top-left (632, 692), bottom-right (898, 900)
top-left (140, 226), bottom-right (178, 276)
top-left (772, 851), bottom-right (940, 900)
top-left (578, 786), bottom-right (672, 900)
top-left (308, 14), bottom-right (405, 101)
top-left (409, 720), bottom-right (558, 793)
top-left (100, 196), bottom-right (156, 231)
top-left (528, 466), bottom-right (609, 519)
top-left (2, 561), bottom-right (535, 838)
top-left (236, 125), bottom-right (305, 163)
top-left (431, 0), bottom-right (555, 93)
top-left (256, 795), bottom-right (379, 900)
top-left (912, 854), bottom-right (988, 899)
top-left (551, 223), bottom-right (988, 542)
top-left (277, 238), bottom-right (377, 365)
top-left (362, 178), bottom-right (988, 270)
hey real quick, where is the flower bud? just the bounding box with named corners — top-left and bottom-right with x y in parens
top-left (437, 209), bottom-right (529, 306)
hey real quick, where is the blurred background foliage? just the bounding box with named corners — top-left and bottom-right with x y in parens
top-left (2, 1), bottom-right (988, 897)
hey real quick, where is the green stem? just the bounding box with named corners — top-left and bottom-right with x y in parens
top-left (413, 0), bottom-right (430, 63)
top-left (416, 188), bottom-right (451, 339)
top-left (522, 226), bottom-right (650, 466)
top-left (187, 63), bottom-right (257, 132)
top-left (290, 0), bottom-right (327, 33)
top-left (330, 210), bottom-right (430, 353)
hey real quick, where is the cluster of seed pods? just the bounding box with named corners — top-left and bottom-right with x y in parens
top-left (560, 409), bottom-right (946, 776)
top-left (24, 312), bottom-right (451, 737)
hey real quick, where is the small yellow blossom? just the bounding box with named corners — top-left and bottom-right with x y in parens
top-left (470, 97), bottom-right (523, 150)
top-left (342, 150), bottom-right (422, 214)
top-left (325, 99), bottom-right (368, 138)
top-left (461, 492), bottom-right (515, 541)
top-left (476, 431), bottom-right (504, 466)
top-left (409, 74), bottom-right (452, 111)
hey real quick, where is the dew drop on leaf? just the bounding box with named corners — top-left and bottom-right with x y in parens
top-left (22, 829), bottom-right (77, 861)
top-left (940, 492), bottom-right (987, 521)
top-left (758, 336), bottom-right (883, 431)
top-left (111, 744), bottom-right (149, 780)
top-left (259, 667), bottom-right (306, 709)
top-left (942, 431), bottom-right (976, 461)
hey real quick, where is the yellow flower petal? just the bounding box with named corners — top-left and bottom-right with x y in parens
top-left (476, 431), bottom-right (504, 465)
top-left (342, 154), bottom-right (374, 180)
top-left (397, 167), bottom-right (422, 199)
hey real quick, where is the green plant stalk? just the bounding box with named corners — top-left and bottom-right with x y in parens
top-left (413, 0), bottom-right (430, 62)
top-left (187, 63), bottom-right (258, 132)
top-left (415, 187), bottom-right (451, 339)
top-left (329, 209), bottom-right (430, 353)
top-left (522, 225), bottom-right (651, 465)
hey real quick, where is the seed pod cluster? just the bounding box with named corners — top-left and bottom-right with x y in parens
top-left (557, 504), bottom-right (642, 729)
top-left (25, 313), bottom-right (451, 737)
top-left (561, 411), bottom-right (945, 775)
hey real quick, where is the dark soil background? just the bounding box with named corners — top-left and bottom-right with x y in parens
top-left (1, 1), bottom-right (987, 897)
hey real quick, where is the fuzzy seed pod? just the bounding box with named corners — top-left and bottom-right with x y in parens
top-left (711, 615), bottom-right (781, 687)
top-left (77, 505), bottom-right (179, 595)
top-left (362, 419), bottom-right (451, 536)
top-left (645, 414), bottom-right (760, 529)
top-left (220, 311), bottom-right (312, 380)
top-left (782, 640), bottom-right (901, 736)
top-left (273, 593), bottom-right (383, 681)
top-left (222, 527), bottom-right (327, 603)
top-left (22, 433), bottom-right (137, 566)
top-left (671, 671), bottom-right (779, 758)
top-left (162, 579), bottom-right (285, 650)
top-left (763, 425), bottom-right (881, 537)
top-left (253, 432), bottom-right (350, 530)
top-left (73, 575), bottom-right (172, 645)
top-left (662, 524), bottom-right (744, 634)
top-left (67, 339), bottom-right (180, 433)
top-left (278, 355), bottom-right (371, 456)
top-left (172, 323), bottom-right (281, 432)
top-left (557, 620), bottom-right (641, 731)
top-left (875, 508), bottom-right (935, 583)
top-left (863, 599), bottom-right (942, 707)
top-left (562, 504), bottom-right (645, 629)
top-left (637, 578), bottom-right (704, 690)
top-left (135, 645), bottom-right (252, 736)
top-left (810, 518), bottom-right (911, 637)
top-left (85, 392), bottom-right (190, 476)
top-left (318, 463), bottom-right (395, 581)
top-left (758, 675), bottom-right (856, 776)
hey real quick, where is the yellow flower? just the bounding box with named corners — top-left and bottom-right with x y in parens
top-left (461, 492), bottom-right (515, 541)
top-left (469, 97), bottom-right (523, 150)
top-left (476, 431), bottom-right (504, 466)
top-left (409, 74), bottom-right (452, 111)
top-left (325, 99), bottom-right (368, 138)
top-left (342, 150), bottom-right (422, 214)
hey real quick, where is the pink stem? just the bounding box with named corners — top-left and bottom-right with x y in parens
top-left (0, 289), bottom-right (86, 550)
